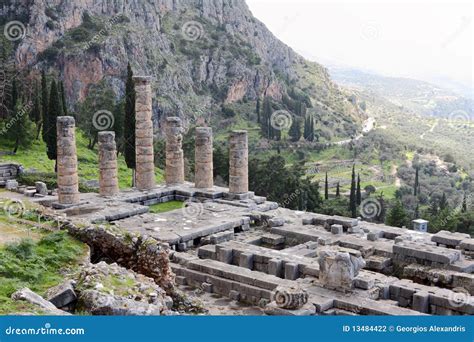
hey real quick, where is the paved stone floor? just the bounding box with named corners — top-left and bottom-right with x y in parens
top-left (14, 184), bottom-right (474, 315)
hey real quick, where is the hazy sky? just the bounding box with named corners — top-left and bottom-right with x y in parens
top-left (246, 0), bottom-right (473, 92)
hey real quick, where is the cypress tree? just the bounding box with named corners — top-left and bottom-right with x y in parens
top-left (462, 193), bottom-right (467, 213)
top-left (60, 80), bottom-right (67, 116)
top-left (256, 97), bottom-right (261, 124)
top-left (113, 100), bottom-right (125, 154)
top-left (386, 200), bottom-right (408, 228)
top-left (324, 172), bottom-right (329, 200)
top-left (213, 144), bottom-right (229, 184)
top-left (41, 70), bottom-right (49, 143)
top-left (303, 117), bottom-right (309, 141)
top-left (439, 192), bottom-right (448, 211)
top-left (336, 182), bottom-right (340, 197)
top-left (349, 165), bottom-right (357, 217)
top-left (46, 80), bottom-right (62, 168)
top-left (11, 100), bottom-right (33, 153)
top-left (31, 82), bottom-right (42, 139)
top-left (356, 173), bottom-right (362, 205)
top-left (414, 167), bottom-right (419, 196)
top-left (124, 63), bottom-right (136, 177)
top-left (289, 116), bottom-right (301, 142)
top-left (261, 97), bottom-right (272, 139)
top-left (9, 78), bottom-right (18, 116)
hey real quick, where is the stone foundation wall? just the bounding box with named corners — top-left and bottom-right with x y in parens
top-left (0, 163), bottom-right (21, 185)
top-left (63, 222), bottom-right (175, 294)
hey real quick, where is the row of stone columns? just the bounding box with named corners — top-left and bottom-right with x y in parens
top-left (56, 76), bottom-right (249, 205)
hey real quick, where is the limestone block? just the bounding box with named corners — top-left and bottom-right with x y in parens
top-left (318, 248), bottom-right (366, 291)
top-left (331, 224), bottom-right (343, 235)
top-left (35, 181), bottom-right (47, 195)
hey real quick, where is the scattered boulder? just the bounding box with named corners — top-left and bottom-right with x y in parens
top-left (46, 280), bottom-right (77, 309)
top-left (5, 179), bottom-right (18, 191)
top-left (76, 262), bottom-right (173, 316)
top-left (11, 288), bottom-right (70, 315)
top-left (79, 290), bottom-right (171, 316)
top-left (35, 181), bottom-right (48, 196)
top-left (268, 217), bottom-right (285, 227)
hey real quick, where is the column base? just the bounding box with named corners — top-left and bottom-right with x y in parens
top-left (223, 191), bottom-right (255, 200)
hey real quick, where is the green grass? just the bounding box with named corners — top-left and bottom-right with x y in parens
top-left (0, 130), bottom-right (164, 190)
top-left (0, 230), bottom-right (87, 314)
top-left (148, 200), bottom-right (184, 214)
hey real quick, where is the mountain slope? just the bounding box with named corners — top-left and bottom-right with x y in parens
top-left (328, 66), bottom-right (474, 120)
top-left (2, 0), bottom-right (361, 137)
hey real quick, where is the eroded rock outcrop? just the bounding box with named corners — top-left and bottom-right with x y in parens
top-left (76, 262), bottom-right (173, 316)
top-left (63, 222), bottom-right (175, 294)
top-left (5, 0), bottom-right (357, 130)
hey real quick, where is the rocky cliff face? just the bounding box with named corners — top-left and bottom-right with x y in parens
top-left (2, 0), bottom-right (360, 133)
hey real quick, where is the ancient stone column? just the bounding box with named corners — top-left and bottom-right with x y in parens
top-left (194, 127), bottom-right (213, 188)
top-left (133, 76), bottom-right (155, 190)
top-left (165, 117), bottom-right (184, 185)
top-left (57, 116), bottom-right (79, 205)
top-left (98, 131), bottom-right (119, 196)
top-left (229, 130), bottom-right (248, 193)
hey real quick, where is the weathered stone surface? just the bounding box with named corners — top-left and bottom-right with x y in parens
top-left (11, 288), bottom-right (70, 315)
top-left (460, 239), bottom-right (474, 251)
top-left (393, 241), bottom-right (461, 265)
top-left (98, 132), bottom-right (119, 196)
top-left (272, 285), bottom-right (308, 310)
top-left (5, 179), bottom-right (18, 190)
top-left (268, 217), bottom-right (285, 227)
top-left (134, 76), bottom-right (155, 190)
top-left (46, 280), bottom-right (77, 308)
top-left (76, 262), bottom-right (172, 315)
top-left (318, 248), bottom-right (366, 291)
top-left (57, 116), bottom-right (79, 204)
top-left (229, 130), bottom-right (248, 194)
top-left (331, 224), bottom-right (343, 235)
top-left (165, 117), bottom-right (185, 185)
top-left (194, 127), bottom-right (213, 188)
top-left (432, 230), bottom-right (470, 247)
top-left (35, 181), bottom-right (47, 195)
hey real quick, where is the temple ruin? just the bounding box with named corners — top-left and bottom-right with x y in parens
top-left (24, 84), bottom-right (474, 316)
